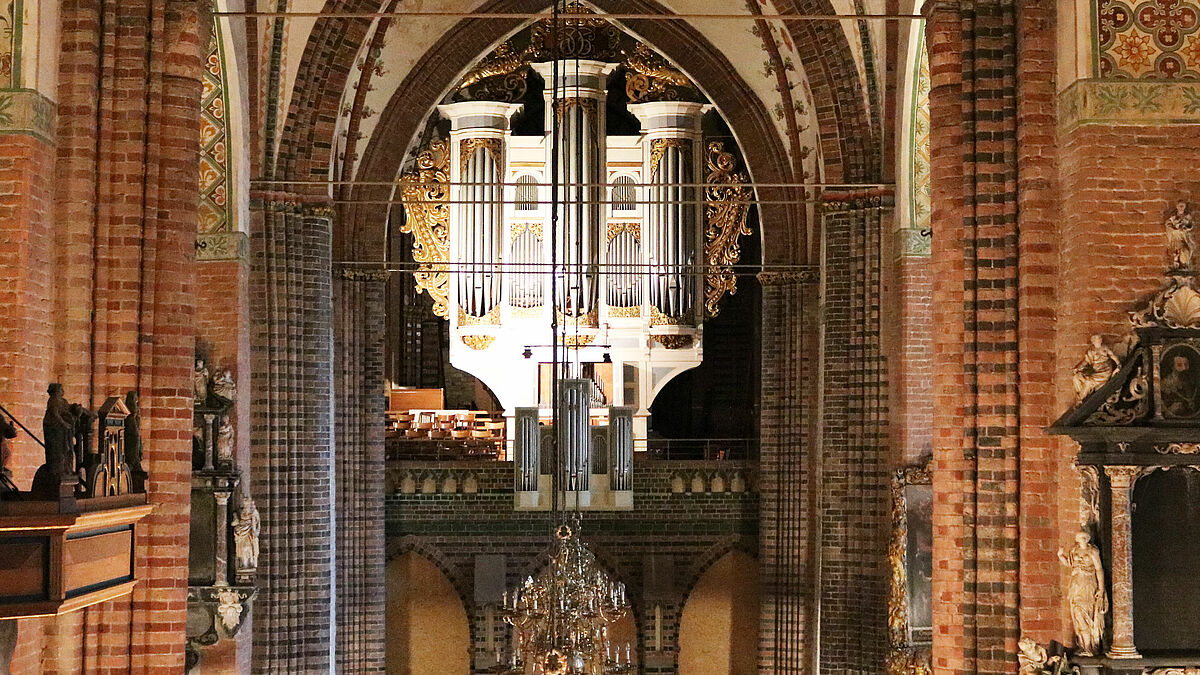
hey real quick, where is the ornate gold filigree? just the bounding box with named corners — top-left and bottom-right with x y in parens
top-left (607, 305), bottom-right (640, 318)
top-left (1156, 443), bottom-right (1200, 454)
top-left (649, 138), bottom-right (690, 177)
top-left (460, 42), bottom-right (523, 88)
top-left (559, 334), bottom-right (595, 348)
top-left (339, 269), bottom-right (390, 282)
top-left (511, 305), bottom-right (544, 318)
top-left (704, 142), bottom-right (753, 317)
top-left (556, 308), bottom-right (599, 327)
top-left (459, 304), bottom-right (502, 326)
top-left (460, 138), bottom-right (503, 177)
top-left (606, 223), bottom-right (640, 241)
top-left (623, 43), bottom-right (694, 103)
top-left (527, 2), bottom-right (624, 62)
top-left (553, 98), bottom-right (599, 126)
top-left (887, 464), bottom-right (932, 675)
top-left (650, 306), bottom-right (692, 326)
top-left (651, 334), bottom-right (693, 349)
top-left (461, 335), bottom-right (495, 350)
top-left (398, 139), bottom-right (451, 317)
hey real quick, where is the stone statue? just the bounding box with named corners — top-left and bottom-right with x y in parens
top-left (1166, 200), bottom-right (1194, 271)
top-left (211, 369), bottom-right (236, 404)
top-left (124, 391), bottom-right (144, 472)
top-left (216, 418), bottom-right (235, 462)
top-left (42, 384), bottom-right (76, 480)
top-left (1072, 335), bottom-right (1120, 402)
top-left (1017, 637), bottom-right (1049, 675)
top-left (232, 496), bottom-right (260, 572)
top-left (1058, 531), bottom-right (1107, 656)
top-left (70, 403), bottom-right (96, 480)
top-left (0, 414), bottom-right (17, 492)
top-left (194, 358), bottom-right (210, 406)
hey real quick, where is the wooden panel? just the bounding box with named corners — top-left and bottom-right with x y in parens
top-left (389, 388), bottom-right (444, 411)
top-left (63, 529), bottom-right (133, 596)
top-left (0, 538), bottom-right (48, 599)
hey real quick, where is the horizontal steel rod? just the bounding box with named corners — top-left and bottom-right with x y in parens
top-left (254, 179), bottom-right (895, 189)
top-left (292, 197), bottom-right (882, 205)
top-left (214, 10), bottom-right (923, 21)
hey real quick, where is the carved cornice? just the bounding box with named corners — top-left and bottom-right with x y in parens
top-left (0, 89), bottom-right (56, 144)
top-left (1059, 79), bottom-right (1200, 132)
top-left (196, 232), bottom-right (248, 263)
top-left (339, 268), bottom-right (390, 282)
top-left (755, 269), bottom-right (820, 286)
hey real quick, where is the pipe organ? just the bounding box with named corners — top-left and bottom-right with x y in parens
top-left (398, 9), bottom-right (752, 509)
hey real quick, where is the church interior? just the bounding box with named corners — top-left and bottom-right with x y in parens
top-left (1, 1), bottom-right (1200, 674)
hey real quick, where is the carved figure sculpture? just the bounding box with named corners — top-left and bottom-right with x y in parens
top-left (43, 384), bottom-right (76, 480)
top-left (215, 587), bottom-right (244, 633)
top-left (194, 358), bottom-right (209, 405)
top-left (70, 403), bottom-right (96, 480)
top-left (1073, 335), bottom-right (1120, 402)
top-left (216, 418), bottom-right (235, 462)
top-left (1166, 200), bottom-right (1195, 271)
top-left (124, 391), bottom-right (144, 473)
top-left (211, 369), bottom-right (236, 403)
top-left (0, 414), bottom-right (17, 492)
top-left (1017, 637), bottom-right (1049, 675)
top-left (232, 497), bottom-right (260, 572)
top-left (1058, 531), bottom-right (1107, 656)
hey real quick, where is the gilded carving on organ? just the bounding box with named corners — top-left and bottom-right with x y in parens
top-left (1058, 531), bottom-right (1107, 657)
top-left (704, 142), bottom-right (752, 317)
top-left (398, 139), bottom-right (452, 318)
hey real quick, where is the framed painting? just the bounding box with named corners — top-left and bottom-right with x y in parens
top-left (887, 463), bottom-right (932, 675)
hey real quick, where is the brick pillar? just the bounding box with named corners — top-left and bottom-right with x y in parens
top-left (927, 2), bottom-right (1025, 672)
top-left (250, 201), bottom-right (335, 672)
top-left (756, 270), bottom-right (819, 674)
top-left (819, 195), bottom-right (890, 674)
top-left (334, 271), bottom-right (387, 672)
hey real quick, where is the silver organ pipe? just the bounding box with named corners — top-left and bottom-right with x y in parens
top-left (648, 141), bottom-right (695, 318)
top-left (556, 379), bottom-right (591, 492)
top-left (608, 406), bottom-right (634, 492)
top-left (514, 407), bottom-right (541, 492)
top-left (553, 101), bottom-right (601, 316)
top-left (605, 230), bottom-right (640, 308)
top-left (509, 228), bottom-right (544, 307)
top-left (458, 145), bottom-right (504, 317)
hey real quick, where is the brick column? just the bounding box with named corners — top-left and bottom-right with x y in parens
top-left (819, 195), bottom-right (890, 674)
top-left (250, 201), bottom-right (334, 672)
top-left (927, 2), bottom-right (1025, 673)
top-left (756, 269), bottom-right (819, 674)
top-left (334, 270), bottom-right (387, 672)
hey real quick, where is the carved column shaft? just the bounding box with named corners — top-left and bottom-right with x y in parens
top-left (1105, 465), bottom-right (1141, 659)
top-left (214, 491), bottom-right (230, 586)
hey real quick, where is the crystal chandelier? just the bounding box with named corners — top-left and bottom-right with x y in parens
top-left (501, 518), bottom-right (632, 674)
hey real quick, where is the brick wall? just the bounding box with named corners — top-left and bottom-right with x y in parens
top-left (385, 458), bottom-right (758, 673)
top-left (0, 2), bottom-right (204, 672)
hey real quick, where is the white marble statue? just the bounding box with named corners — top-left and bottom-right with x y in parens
top-left (1072, 335), bottom-right (1120, 402)
top-left (212, 369), bottom-right (236, 403)
top-left (1058, 531), bottom-right (1107, 656)
top-left (216, 418), bottom-right (235, 462)
top-left (194, 358), bottom-right (209, 405)
top-left (232, 496), bottom-right (260, 572)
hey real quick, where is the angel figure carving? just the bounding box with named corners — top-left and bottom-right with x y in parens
top-left (1058, 531), bottom-right (1107, 656)
top-left (1166, 200), bottom-right (1194, 271)
top-left (1017, 637), bottom-right (1050, 675)
top-left (1072, 335), bottom-right (1120, 402)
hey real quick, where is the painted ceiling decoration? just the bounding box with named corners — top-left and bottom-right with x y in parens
top-left (200, 24), bottom-right (232, 237)
top-left (1097, 0), bottom-right (1200, 78)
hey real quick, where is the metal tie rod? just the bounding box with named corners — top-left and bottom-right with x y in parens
top-left (213, 10), bottom-right (924, 21)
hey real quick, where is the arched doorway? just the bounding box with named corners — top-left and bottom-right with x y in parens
top-left (677, 550), bottom-right (759, 674)
top-left (386, 553), bottom-right (471, 674)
